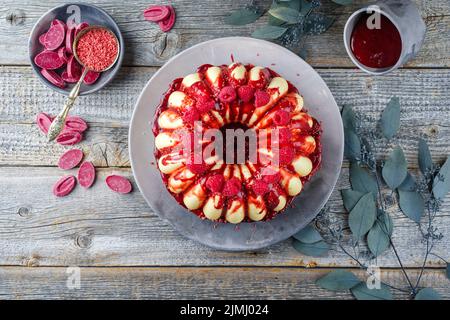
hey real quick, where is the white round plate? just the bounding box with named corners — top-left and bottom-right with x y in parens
top-left (129, 37), bottom-right (343, 251)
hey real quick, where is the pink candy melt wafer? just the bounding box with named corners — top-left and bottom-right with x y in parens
top-left (58, 149), bottom-right (84, 170)
top-left (36, 112), bottom-right (53, 134)
top-left (56, 131), bottom-right (83, 145)
top-left (40, 69), bottom-right (66, 88)
top-left (78, 161), bottom-right (96, 188)
top-left (106, 175), bottom-right (132, 194)
top-left (35, 51), bottom-right (65, 70)
top-left (53, 175), bottom-right (76, 197)
top-left (64, 116), bottom-right (88, 133)
top-left (158, 6), bottom-right (176, 32)
top-left (43, 23), bottom-right (66, 50)
top-left (83, 69), bottom-right (100, 85)
top-left (144, 5), bottom-right (170, 22)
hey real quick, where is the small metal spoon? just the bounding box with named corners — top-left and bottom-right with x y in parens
top-left (47, 26), bottom-right (120, 142)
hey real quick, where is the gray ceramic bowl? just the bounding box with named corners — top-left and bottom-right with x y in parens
top-left (28, 3), bottom-right (124, 95)
top-left (129, 37), bottom-right (344, 251)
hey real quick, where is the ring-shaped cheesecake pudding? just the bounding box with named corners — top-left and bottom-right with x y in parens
top-left (152, 62), bottom-right (322, 224)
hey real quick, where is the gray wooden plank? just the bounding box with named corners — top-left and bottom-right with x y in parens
top-left (0, 266), bottom-right (448, 299)
top-left (0, 166), bottom-right (448, 268)
top-left (0, 0), bottom-right (448, 67)
top-left (0, 66), bottom-right (449, 167)
top-left (2, 66), bottom-right (450, 126)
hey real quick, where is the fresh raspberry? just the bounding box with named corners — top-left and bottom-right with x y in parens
top-left (186, 154), bottom-right (208, 174)
top-left (196, 98), bottom-right (215, 113)
top-left (218, 86), bottom-right (237, 103)
top-left (182, 106), bottom-right (200, 124)
top-left (206, 174), bottom-right (225, 192)
top-left (278, 146), bottom-right (294, 165)
top-left (187, 162), bottom-right (208, 174)
top-left (252, 179), bottom-right (269, 196)
top-left (254, 90), bottom-right (270, 108)
top-left (273, 110), bottom-right (290, 126)
top-left (265, 191), bottom-right (280, 209)
top-left (261, 167), bottom-right (281, 184)
top-left (278, 127), bottom-right (292, 144)
top-left (222, 177), bottom-right (242, 197)
top-left (237, 85), bottom-right (255, 102)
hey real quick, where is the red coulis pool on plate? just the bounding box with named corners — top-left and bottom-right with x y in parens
top-left (350, 13), bottom-right (402, 69)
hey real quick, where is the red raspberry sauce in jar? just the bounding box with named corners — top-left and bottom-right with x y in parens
top-left (75, 29), bottom-right (118, 72)
top-left (350, 13), bottom-right (402, 69)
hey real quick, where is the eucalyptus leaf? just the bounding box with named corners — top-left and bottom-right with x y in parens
top-left (350, 162), bottom-right (378, 195)
top-left (252, 25), bottom-right (288, 39)
top-left (380, 97), bottom-right (400, 140)
top-left (398, 190), bottom-right (424, 223)
top-left (292, 239), bottom-right (330, 257)
top-left (432, 157), bottom-right (450, 200)
top-left (382, 146), bottom-right (408, 190)
top-left (341, 189), bottom-right (365, 212)
top-left (293, 225), bottom-right (323, 244)
top-left (418, 138), bottom-right (433, 175)
top-left (344, 129), bottom-right (361, 161)
top-left (341, 105), bottom-right (357, 131)
top-left (351, 282), bottom-right (393, 300)
top-left (415, 288), bottom-right (442, 300)
top-left (316, 270), bottom-right (360, 291)
top-left (304, 13), bottom-right (334, 35)
top-left (331, 0), bottom-right (353, 5)
top-left (349, 193), bottom-right (377, 239)
top-left (225, 8), bottom-right (262, 26)
top-left (398, 172), bottom-right (416, 192)
top-left (367, 211), bottom-right (393, 256)
top-left (268, 6), bottom-right (302, 24)
top-left (268, 0), bottom-right (301, 26)
top-left (300, 0), bottom-right (316, 15)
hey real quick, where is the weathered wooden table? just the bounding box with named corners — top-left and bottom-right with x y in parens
top-left (0, 0), bottom-right (449, 299)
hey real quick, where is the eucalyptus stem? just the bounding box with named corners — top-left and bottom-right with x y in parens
top-left (372, 163), bottom-right (416, 295)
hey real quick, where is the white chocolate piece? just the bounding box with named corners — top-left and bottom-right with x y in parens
top-left (158, 153), bottom-right (184, 174)
top-left (233, 165), bottom-right (242, 180)
top-left (210, 160), bottom-right (224, 171)
top-left (230, 63), bottom-right (246, 80)
top-left (268, 77), bottom-right (289, 97)
top-left (239, 164), bottom-right (252, 181)
top-left (206, 66), bottom-right (222, 85)
top-left (222, 165), bottom-right (231, 179)
top-left (210, 110), bottom-right (225, 126)
top-left (182, 73), bottom-right (201, 88)
top-left (183, 184), bottom-right (206, 210)
top-left (249, 66), bottom-right (264, 81)
top-left (280, 169), bottom-right (303, 196)
top-left (273, 195), bottom-right (287, 212)
top-left (292, 112), bottom-right (313, 128)
top-left (155, 132), bottom-right (179, 150)
top-left (168, 168), bottom-right (195, 194)
top-left (286, 93), bottom-right (304, 113)
top-left (292, 156), bottom-right (313, 177)
top-left (303, 136), bottom-right (316, 154)
top-left (168, 91), bottom-right (187, 109)
top-left (225, 199), bottom-right (245, 224)
top-left (248, 196), bottom-right (267, 221)
top-left (286, 176), bottom-right (302, 196)
top-left (158, 110), bottom-right (183, 129)
top-left (203, 195), bottom-right (223, 220)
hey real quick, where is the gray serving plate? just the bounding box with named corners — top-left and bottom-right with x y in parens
top-left (28, 3), bottom-right (124, 95)
top-left (129, 37), bottom-right (344, 251)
